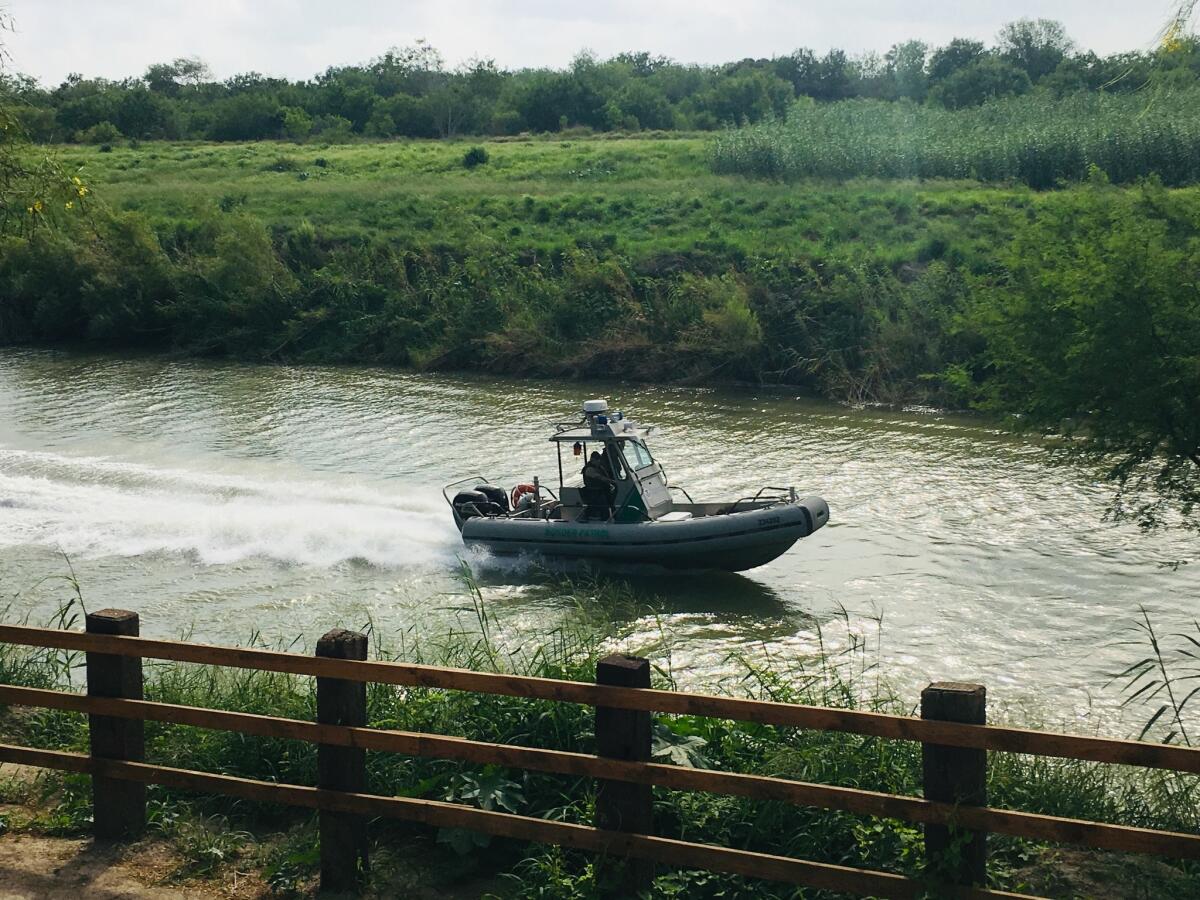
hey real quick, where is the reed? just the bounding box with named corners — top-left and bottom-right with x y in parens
top-left (711, 90), bottom-right (1200, 188)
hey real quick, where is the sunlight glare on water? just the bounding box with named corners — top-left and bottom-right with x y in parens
top-left (1, 349), bottom-right (1196, 727)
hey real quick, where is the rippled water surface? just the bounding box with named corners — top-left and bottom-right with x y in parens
top-left (2, 350), bottom-right (1196, 722)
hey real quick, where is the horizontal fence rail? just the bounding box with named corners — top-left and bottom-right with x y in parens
top-left (2, 613), bottom-right (1199, 898)
top-left (0, 743), bottom-right (1032, 900)
top-left (4, 622), bottom-right (1199, 772)
top-left (1, 683), bottom-right (1198, 860)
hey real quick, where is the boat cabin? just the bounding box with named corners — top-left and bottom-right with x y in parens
top-left (550, 400), bottom-right (674, 523)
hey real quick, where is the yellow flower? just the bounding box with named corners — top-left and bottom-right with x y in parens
top-left (77, 186), bottom-right (89, 197)
top-left (65, 201), bottom-right (74, 210)
top-left (32, 199), bottom-right (43, 213)
top-left (1162, 22), bottom-right (1185, 54)
top-left (72, 176), bottom-right (83, 186)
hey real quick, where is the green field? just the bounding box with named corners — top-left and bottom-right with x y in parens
top-left (55, 137), bottom-right (1026, 262)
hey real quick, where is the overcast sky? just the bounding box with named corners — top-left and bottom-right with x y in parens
top-left (5, 0), bottom-right (1182, 86)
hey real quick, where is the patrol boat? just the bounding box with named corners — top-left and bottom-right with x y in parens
top-left (444, 400), bottom-right (829, 572)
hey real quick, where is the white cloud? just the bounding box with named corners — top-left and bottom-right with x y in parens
top-left (5, 0), bottom-right (1177, 86)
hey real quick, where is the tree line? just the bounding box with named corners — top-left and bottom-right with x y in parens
top-left (4, 19), bottom-right (1200, 144)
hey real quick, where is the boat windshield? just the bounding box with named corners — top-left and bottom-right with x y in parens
top-left (622, 440), bottom-right (654, 471)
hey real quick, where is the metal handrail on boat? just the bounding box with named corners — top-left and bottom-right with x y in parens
top-left (442, 475), bottom-right (492, 509)
top-left (667, 485), bottom-right (695, 503)
top-left (727, 486), bottom-right (794, 514)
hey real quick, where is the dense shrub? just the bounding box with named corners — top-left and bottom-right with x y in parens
top-left (79, 120), bottom-right (122, 144)
top-left (462, 145), bottom-right (489, 168)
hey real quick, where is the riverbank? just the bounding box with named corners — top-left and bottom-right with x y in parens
top-left (4, 137), bottom-right (1198, 405)
top-left (2, 592), bottom-right (1199, 898)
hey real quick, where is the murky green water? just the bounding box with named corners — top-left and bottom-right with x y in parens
top-left (2, 349), bottom-right (1196, 723)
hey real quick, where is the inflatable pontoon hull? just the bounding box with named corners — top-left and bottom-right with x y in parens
top-left (461, 496), bottom-right (829, 572)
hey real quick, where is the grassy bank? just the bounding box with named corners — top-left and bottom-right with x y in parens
top-left (1, 588), bottom-right (1199, 898)
top-left (2, 136), bottom-right (1198, 406)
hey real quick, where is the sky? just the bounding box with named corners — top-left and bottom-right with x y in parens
top-left (4, 0), bottom-right (1183, 86)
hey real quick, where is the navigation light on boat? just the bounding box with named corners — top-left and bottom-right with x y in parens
top-left (573, 441), bottom-right (582, 456)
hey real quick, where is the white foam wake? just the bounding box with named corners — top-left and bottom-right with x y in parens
top-left (0, 446), bottom-right (459, 568)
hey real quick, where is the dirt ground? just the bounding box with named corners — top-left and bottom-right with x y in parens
top-left (0, 762), bottom-right (268, 900)
top-left (0, 832), bottom-right (250, 900)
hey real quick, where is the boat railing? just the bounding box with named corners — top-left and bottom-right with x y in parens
top-left (727, 486), bottom-right (794, 514)
top-left (667, 485), bottom-right (695, 503)
top-left (551, 418), bottom-right (587, 436)
top-left (442, 475), bottom-right (492, 509)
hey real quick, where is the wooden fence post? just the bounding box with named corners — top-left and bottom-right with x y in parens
top-left (595, 654), bottom-right (653, 894)
top-left (86, 608), bottom-right (145, 840)
top-left (316, 629), bottom-right (369, 894)
top-left (921, 682), bottom-right (987, 886)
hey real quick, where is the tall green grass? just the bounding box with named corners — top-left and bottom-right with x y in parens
top-left (711, 90), bottom-right (1200, 188)
top-left (2, 582), bottom-right (1199, 897)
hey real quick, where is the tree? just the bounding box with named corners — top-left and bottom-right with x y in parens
top-left (280, 106), bottom-right (313, 139)
top-left (379, 93), bottom-right (437, 137)
top-left (968, 181), bottom-right (1200, 528)
top-left (515, 71), bottom-right (586, 131)
top-left (207, 93), bottom-right (282, 140)
top-left (115, 87), bottom-right (174, 138)
top-left (613, 51), bottom-right (672, 77)
top-left (771, 48), bottom-right (853, 101)
top-left (851, 51), bottom-right (891, 99)
top-left (814, 49), bottom-right (853, 102)
top-left (53, 78), bottom-right (119, 134)
top-left (928, 57), bottom-right (1031, 108)
top-left (700, 69), bottom-right (792, 124)
top-left (145, 57), bottom-right (212, 96)
top-left (927, 39), bottom-right (986, 85)
top-left (367, 41), bottom-right (445, 97)
top-left (885, 40), bottom-right (928, 101)
top-left (427, 60), bottom-right (502, 137)
top-left (997, 18), bottom-right (1074, 82)
top-left (614, 80), bottom-right (673, 129)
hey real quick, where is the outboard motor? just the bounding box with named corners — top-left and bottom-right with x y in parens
top-left (453, 489), bottom-right (502, 519)
top-left (474, 484), bottom-right (510, 513)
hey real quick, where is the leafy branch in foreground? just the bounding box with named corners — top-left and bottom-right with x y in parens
top-left (0, 12), bottom-right (92, 236)
top-left (964, 177), bottom-right (1200, 530)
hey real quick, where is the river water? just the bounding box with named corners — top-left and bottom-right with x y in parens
top-left (1, 350), bottom-right (1196, 726)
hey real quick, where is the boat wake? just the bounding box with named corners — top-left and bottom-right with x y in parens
top-left (0, 446), bottom-right (459, 568)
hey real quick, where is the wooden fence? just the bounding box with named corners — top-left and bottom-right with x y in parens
top-left (2, 608), bottom-right (1200, 899)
